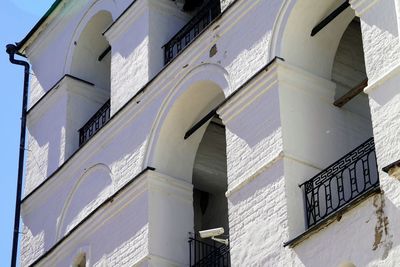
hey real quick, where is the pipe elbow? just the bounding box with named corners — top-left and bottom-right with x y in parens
top-left (6, 44), bottom-right (18, 56)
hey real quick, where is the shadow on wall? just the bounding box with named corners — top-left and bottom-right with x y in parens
top-left (227, 161), bottom-right (286, 265)
top-left (225, 84), bottom-right (281, 148)
top-left (26, 109), bottom-right (64, 190)
top-left (216, 0), bottom-right (282, 86)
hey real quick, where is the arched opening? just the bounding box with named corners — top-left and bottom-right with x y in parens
top-left (193, 118), bottom-right (228, 234)
top-left (66, 11), bottom-right (113, 152)
top-left (71, 11), bottom-right (112, 91)
top-left (278, 1), bottom-right (378, 237)
top-left (191, 117), bottom-right (230, 266)
top-left (151, 79), bottom-right (225, 181)
top-left (148, 70), bottom-right (230, 265)
top-left (280, 0), bottom-right (355, 79)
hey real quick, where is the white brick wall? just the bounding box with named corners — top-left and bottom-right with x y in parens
top-left (19, 0), bottom-right (400, 266)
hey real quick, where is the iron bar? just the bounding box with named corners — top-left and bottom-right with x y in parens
top-left (98, 46), bottom-right (111, 61)
top-left (300, 138), bottom-right (379, 228)
top-left (334, 78), bottom-right (368, 107)
top-left (311, 0), bottom-right (350, 36)
top-left (184, 109), bottom-right (217, 139)
top-left (79, 99), bottom-right (111, 146)
top-left (188, 233), bottom-right (230, 267)
top-left (163, 0), bottom-right (221, 65)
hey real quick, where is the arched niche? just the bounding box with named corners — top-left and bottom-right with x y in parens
top-left (271, 0), bottom-right (374, 238)
top-left (275, 0), bottom-right (356, 79)
top-left (145, 64), bottom-right (230, 182)
top-left (57, 164), bottom-right (113, 239)
top-left (70, 10), bottom-right (113, 91)
top-left (145, 64), bottom-right (231, 261)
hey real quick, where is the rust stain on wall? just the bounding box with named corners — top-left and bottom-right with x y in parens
top-left (372, 192), bottom-right (392, 259)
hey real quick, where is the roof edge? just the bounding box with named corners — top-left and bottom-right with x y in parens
top-left (16, 0), bottom-right (64, 55)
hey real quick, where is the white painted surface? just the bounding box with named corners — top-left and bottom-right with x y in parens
top-left (19, 0), bottom-right (400, 266)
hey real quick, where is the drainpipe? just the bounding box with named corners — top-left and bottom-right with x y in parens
top-left (6, 44), bottom-right (30, 267)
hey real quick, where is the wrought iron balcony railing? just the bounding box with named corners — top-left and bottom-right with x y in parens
top-left (163, 1), bottom-right (221, 65)
top-left (300, 138), bottom-right (379, 228)
top-left (79, 99), bottom-right (111, 146)
top-left (189, 233), bottom-right (230, 267)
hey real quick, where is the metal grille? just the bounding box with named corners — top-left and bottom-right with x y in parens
top-left (301, 138), bottom-right (379, 228)
top-left (78, 99), bottom-right (111, 146)
top-left (189, 233), bottom-right (230, 267)
top-left (163, 1), bottom-right (221, 65)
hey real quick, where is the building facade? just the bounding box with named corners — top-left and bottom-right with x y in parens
top-left (11, 0), bottom-right (400, 266)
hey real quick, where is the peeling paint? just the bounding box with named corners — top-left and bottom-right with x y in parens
top-left (372, 192), bottom-right (392, 260)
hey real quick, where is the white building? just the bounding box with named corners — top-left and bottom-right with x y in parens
top-left (10, 0), bottom-right (400, 266)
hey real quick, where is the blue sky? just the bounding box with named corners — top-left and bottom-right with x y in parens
top-left (1, 0), bottom-right (55, 264)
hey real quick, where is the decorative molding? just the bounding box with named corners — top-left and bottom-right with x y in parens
top-left (364, 62), bottom-right (400, 95)
top-left (218, 63), bottom-right (279, 124)
top-left (55, 163), bottom-right (113, 240)
top-left (26, 75), bottom-right (106, 126)
top-left (218, 60), bottom-right (335, 124)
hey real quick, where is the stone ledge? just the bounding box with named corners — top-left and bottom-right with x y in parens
top-left (283, 186), bottom-right (381, 248)
top-left (382, 159), bottom-right (400, 174)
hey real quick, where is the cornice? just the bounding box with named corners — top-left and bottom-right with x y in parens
top-left (18, 0), bottom-right (67, 55)
top-left (103, 0), bottom-right (148, 43)
top-left (26, 75), bottom-right (105, 126)
top-left (364, 62), bottom-right (400, 95)
top-left (218, 60), bottom-right (335, 124)
top-left (218, 62), bottom-right (279, 124)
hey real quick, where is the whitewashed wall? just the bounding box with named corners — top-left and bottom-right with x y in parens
top-left (20, 0), bottom-right (400, 266)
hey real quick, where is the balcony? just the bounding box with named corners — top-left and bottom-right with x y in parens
top-left (163, 1), bottom-right (221, 65)
top-left (300, 138), bottom-right (379, 228)
top-left (78, 99), bottom-right (111, 146)
top-left (189, 233), bottom-right (230, 267)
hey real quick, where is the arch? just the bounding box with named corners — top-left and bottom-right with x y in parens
top-left (69, 10), bottom-right (113, 90)
top-left (144, 63), bottom-right (231, 181)
top-left (271, 0), bottom-right (357, 79)
top-left (267, 0), bottom-right (376, 239)
top-left (64, 0), bottom-right (118, 74)
top-left (56, 164), bottom-right (113, 239)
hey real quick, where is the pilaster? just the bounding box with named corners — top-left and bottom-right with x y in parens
top-left (353, 0), bottom-right (400, 209)
top-left (104, 0), bottom-right (190, 115)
